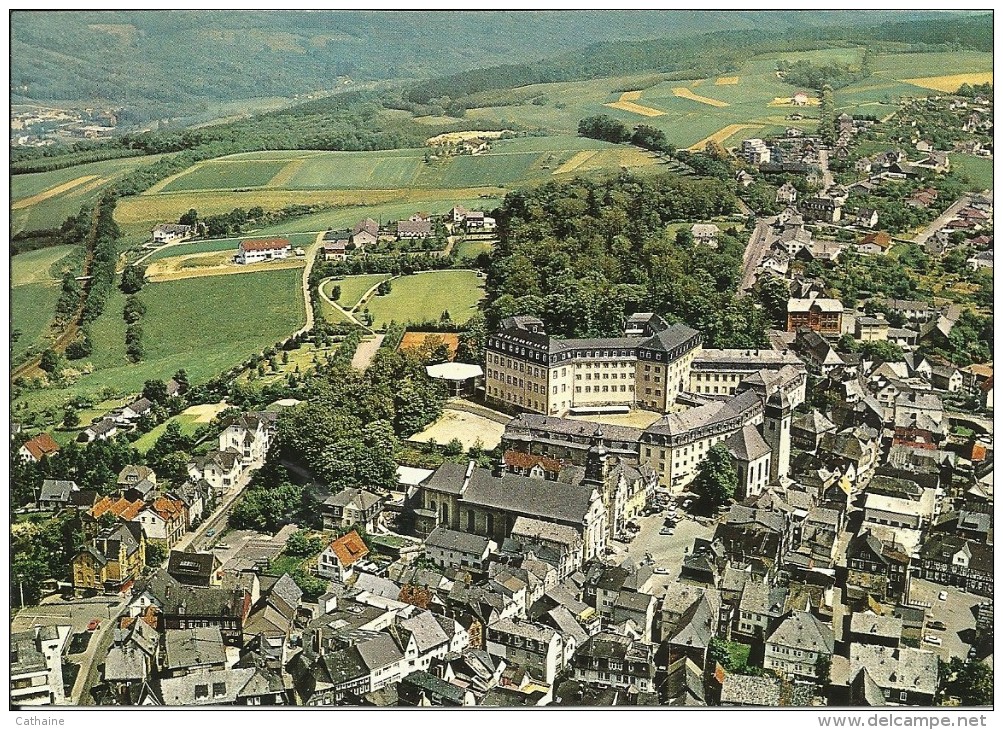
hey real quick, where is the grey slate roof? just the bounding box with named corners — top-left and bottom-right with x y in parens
top-left (460, 468), bottom-right (594, 526)
top-left (40, 479), bottom-right (78, 503)
top-left (104, 643), bottom-right (147, 682)
top-left (163, 627), bottom-right (226, 672)
top-left (768, 611), bottom-right (834, 655)
top-left (721, 674), bottom-right (782, 706)
top-left (849, 645), bottom-right (938, 697)
top-left (725, 424), bottom-right (771, 461)
top-left (425, 526), bottom-right (492, 556)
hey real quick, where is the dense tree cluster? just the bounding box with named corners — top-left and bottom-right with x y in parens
top-left (777, 59), bottom-right (868, 90)
top-left (80, 194), bottom-right (122, 324)
top-left (691, 441), bottom-right (738, 512)
top-left (483, 172), bottom-right (768, 348)
top-left (577, 115), bottom-right (631, 144)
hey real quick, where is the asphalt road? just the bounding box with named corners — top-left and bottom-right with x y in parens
top-left (912, 195), bottom-right (971, 245)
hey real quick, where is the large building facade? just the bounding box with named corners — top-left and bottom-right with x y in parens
top-left (484, 314), bottom-right (702, 417)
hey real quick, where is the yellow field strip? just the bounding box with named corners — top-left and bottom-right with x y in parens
top-left (687, 123), bottom-right (762, 152)
top-left (12, 175), bottom-right (98, 209)
top-left (901, 72), bottom-right (993, 92)
top-left (715, 76), bottom-right (740, 85)
top-left (552, 150), bottom-right (600, 175)
top-left (672, 87), bottom-right (730, 108)
top-left (605, 91), bottom-right (665, 117)
top-left (266, 158), bottom-right (306, 188)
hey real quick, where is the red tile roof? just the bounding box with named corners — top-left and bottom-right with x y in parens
top-left (91, 496), bottom-right (145, 521)
top-left (240, 238), bottom-right (290, 252)
top-left (858, 231), bottom-right (892, 249)
top-left (21, 433), bottom-right (60, 460)
top-left (503, 449), bottom-right (565, 474)
top-left (153, 496), bottom-right (186, 522)
top-left (329, 530), bottom-right (369, 568)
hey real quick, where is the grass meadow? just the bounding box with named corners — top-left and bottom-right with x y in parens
top-left (362, 269), bottom-right (485, 329)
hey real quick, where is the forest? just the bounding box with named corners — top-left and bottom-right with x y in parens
top-left (483, 171), bottom-right (770, 349)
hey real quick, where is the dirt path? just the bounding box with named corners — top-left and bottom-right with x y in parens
top-left (316, 277), bottom-right (371, 330)
top-left (351, 335), bottom-right (385, 370)
top-left (294, 232), bottom-right (323, 337)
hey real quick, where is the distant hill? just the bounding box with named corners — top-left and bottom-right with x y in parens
top-left (10, 10), bottom-right (962, 120)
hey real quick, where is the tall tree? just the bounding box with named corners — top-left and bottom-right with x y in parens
top-left (691, 442), bottom-right (738, 512)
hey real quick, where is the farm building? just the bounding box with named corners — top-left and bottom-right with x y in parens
top-left (397, 220), bottom-right (433, 239)
top-left (235, 238), bottom-right (291, 265)
top-left (152, 223), bottom-right (193, 243)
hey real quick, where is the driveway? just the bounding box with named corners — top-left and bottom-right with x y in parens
top-left (913, 195), bottom-right (971, 245)
top-left (615, 509), bottom-right (714, 586)
top-left (738, 216), bottom-right (777, 294)
top-left (908, 577), bottom-right (985, 661)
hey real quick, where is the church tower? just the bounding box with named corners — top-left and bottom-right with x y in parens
top-left (763, 388), bottom-right (792, 483)
top-left (582, 426), bottom-right (611, 486)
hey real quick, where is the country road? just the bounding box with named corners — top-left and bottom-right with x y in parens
top-left (294, 232), bottom-right (323, 337)
top-left (738, 215), bottom-right (776, 295)
top-left (912, 195), bottom-right (971, 245)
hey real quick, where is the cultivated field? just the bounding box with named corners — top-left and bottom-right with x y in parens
top-left (672, 87), bottom-right (730, 108)
top-left (902, 73), bottom-right (994, 93)
top-left (16, 269), bottom-right (305, 413)
top-left (11, 283), bottom-right (60, 359)
top-left (10, 154), bottom-right (167, 235)
top-left (159, 159), bottom-right (289, 192)
top-left (605, 91), bottom-right (666, 117)
top-left (11, 245), bottom-right (76, 286)
top-left (362, 270), bottom-right (485, 329)
top-left (951, 154), bottom-right (994, 192)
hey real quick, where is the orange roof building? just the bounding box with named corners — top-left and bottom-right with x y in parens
top-left (19, 432), bottom-right (60, 461)
top-left (91, 496), bottom-right (145, 522)
top-left (330, 530), bottom-right (369, 569)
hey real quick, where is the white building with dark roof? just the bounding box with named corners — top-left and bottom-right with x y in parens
top-left (424, 526), bottom-right (495, 572)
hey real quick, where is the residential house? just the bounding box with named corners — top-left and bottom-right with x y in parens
top-left (218, 412), bottom-right (274, 469)
top-left (159, 666), bottom-right (286, 706)
top-left (18, 432), bottom-right (60, 462)
top-left (741, 139), bottom-right (771, 165)
top-left (235, 238), bottom-right (290, 265)
top-left (10, 626), bottom-right (71, 706)
top-left (570, 632), bottom-right (656, 695)
top-left (398, 670), bottom-right (475, 707)
top-left (720, 674), bottom-right (783, 707)
top-left (801, 196), bottom-right (842, 223)
top-left (424, 527), bottom-right (496, 573)
top-left (763, 611), bottom-right (834, 681)
top-left (117, 465), bottom-right (157, 501)
top-left (37, 479), bottom-right (80, 511)
top-left (856, 315), bottom-right (890, 342)
top-left (321, 487), bottom-right (383, 531)
top-left (845, 531), bottom-right (911, 603)
top-left (117, 397), bottom-right (154, 423)
top-left (322, 241), bottom-right (347, 261)
top-left (663, 656), bottom-right (706, 706)
top-left (847, 612), bottom-right (902, 648)
top-left (849, 645), bottom-right (938, 706)
top-left (131, 570), bottom-right (253, 644)
top-left (135, 496), bottom-right (186, 550)
top-left (787, 297), bottom-right (844, 335)
top-left (967, 250), bottom-right (993, 271)
top-left (930, 365), bottom-right (963, 393)
top-left (791, 410), bottom-right (836, 452)
top-left (162, 626), bottom-right (227, 678)
top-left (691, 223), bottom-right (720, 246)
top-left (776, 183), bottom-right (798, 205)
top-left (919, 534), bottom-right (992, 597)
top-left (396, 220), bottom-right (433, 239)
top-left (152, 223), bottom-right (193, 243)
top-left (855, 208), bottom-right (879, 229)
top-left (72, 523), bottom-right (146, 595)
top-left (509, 517), bottom-right (584, 580)
top-left (611, 591), bottom-right (656, 644)
top-left (856, 231), bottom-right (892, 256)
top-left (487, 618), bottom-right (564, 685)
top-left (79, 418), bottom-right (119, 443)
top-left (318, 530), bottom-right (370, 583)
top-left (167, 551), bottom-right (221, 587)
top-left (351, 218), bottom-right (379, 248)
top-left (734, 579), bottom-right (787, 641)
top-left (187, 449), bottom-right (242, 495)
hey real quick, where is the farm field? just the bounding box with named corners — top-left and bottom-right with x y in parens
top-left (326, 274), bottom-right (388, 309)
top-left (951, 154), bottom-right (994, 192)
top-left (11, 244), bottom-right (76, 285)
top-left (10, 154), bottom-right (167, 235)
top-left (362, 269), bottom-right (485, 329)
top-left (11, 282), bottom-right (60, 360)
top-left (159, 159), bottom-right (289, 192)
top-left (453, 239), bottom-right (495, 259)
top-left (15, 269), bottom-right (305, 414)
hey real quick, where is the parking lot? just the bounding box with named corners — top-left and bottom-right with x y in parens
top-left (613, 503), bottom-right (714, 586)
top-left (908, 577), bottom-right (987, 662)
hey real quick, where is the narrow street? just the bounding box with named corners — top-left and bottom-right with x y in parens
top-left (912, 195), bottom-right (971, 245)
top-left (738, 215), bottom-right (777, 295)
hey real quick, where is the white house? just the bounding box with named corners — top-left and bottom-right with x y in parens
top-left (424, 527), bottom-right (495, 572)
top-left (187, 449), bottom-right (242, 496)
top-left (235, 238), bottom-right (291, 265)
top-left (79, 418), bottom-right (119, 443)
top-left (11, 625), bottom-right (71, 705)
top-left (317, 531), bottom-right (369, 583)
top-left (691, 223), bottom-right (720, 247)
top-left (486, 618), bottom-right (564, 685)
top-left (776, 182), bottom-right (798, 205)
top-left (967, 250), bottom-right (993, 271)
top-left (152, 224), bottom-right (193, 244)
top-left (764, 611), bottom-right (834, 680)
top-left (218, 413), bottom-right (274, 469)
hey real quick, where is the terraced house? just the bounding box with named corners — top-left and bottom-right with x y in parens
top-left (484, 314), bottom-right (701, 417)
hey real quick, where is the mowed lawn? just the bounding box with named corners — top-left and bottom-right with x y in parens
top-left (16, 269), bottom-right (305, 413)
top-left (11, 245), bottom-right (77, 285)
top-left (326, 274), bottom-right (388, 309)
top-left (132, 412), bottom-right (202, 453)
top-left (363, 270), bottom-right (485, 329)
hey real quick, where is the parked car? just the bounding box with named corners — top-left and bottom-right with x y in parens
top-left (659, 527), bottom-right (675, 536)
top-left (928, 620), bottom-right (947, 631)
top-left (938, 591), bottom-right (948, 601)
top-left (654, 567), bottom-right (671, 575)
top-left (923, 635), bottom-right (942, 646)
top-left (87, 619), bottom-right (101, 632)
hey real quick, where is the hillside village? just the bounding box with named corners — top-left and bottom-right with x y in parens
top-left (8, 12), bottom-right (994, 714)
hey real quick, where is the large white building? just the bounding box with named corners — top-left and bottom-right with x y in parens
top-left (485, 314), bottom-right (702, 417)
top-left (235, 238), bottom-right (291, 265)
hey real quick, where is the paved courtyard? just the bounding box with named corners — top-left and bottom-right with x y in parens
top-left (613, 508), bottom-right (714, 589)
top-left (908, 577), bottom-right (987, 662)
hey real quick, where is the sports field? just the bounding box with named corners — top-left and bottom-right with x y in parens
top-left (362, 269), bottom-right (485, 329)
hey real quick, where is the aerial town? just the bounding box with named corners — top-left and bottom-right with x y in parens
top-left (10, 9), bottom-right (992, 713)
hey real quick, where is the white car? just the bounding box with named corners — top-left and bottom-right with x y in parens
top-left (938, 591), bottom-right (948, 601)
top-left (654, 567), bottom-right (671, 575)
top-left (923, 635), bottom-right (943, 646)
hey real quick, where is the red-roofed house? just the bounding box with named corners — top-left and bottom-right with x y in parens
top-left (235, 238), bottom-right (291, 265)
top-left (135, 497), bottom-right (187, 549)
top-left (503, 450), bottom-right (566, 481)
top-left (855, 231), bottom-right (892, 256)
top-left (18, 432), bottom-right (61, 462)
top-left (318, 530), bottom-right (370, 582)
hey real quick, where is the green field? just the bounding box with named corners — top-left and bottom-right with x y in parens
top-left (11, 245), bottom-right (77, 286)
top-left (454, 239), bottom-right (495, 259)
top-left (16, 268), bottom-right (305, 414)
top-left (132, 412), bottom-right (202, 453)
top-left (362, 269), bottom-right (485, 329)
top-left (11, 154), bottom-right (167, 235)
top-left (871, 51), bottom-right (994, 79)
top-left (11, 282), bottom-right (60, 359)
top-left (160, 159), bottom-right (289, 192)
top-left (951, 154), bottom-right (994, 192)
top-left (326, 274), bottom-right (388, 309)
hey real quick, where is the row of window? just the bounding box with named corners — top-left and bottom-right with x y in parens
top-left (576, 385), bottom-right (632, 394)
